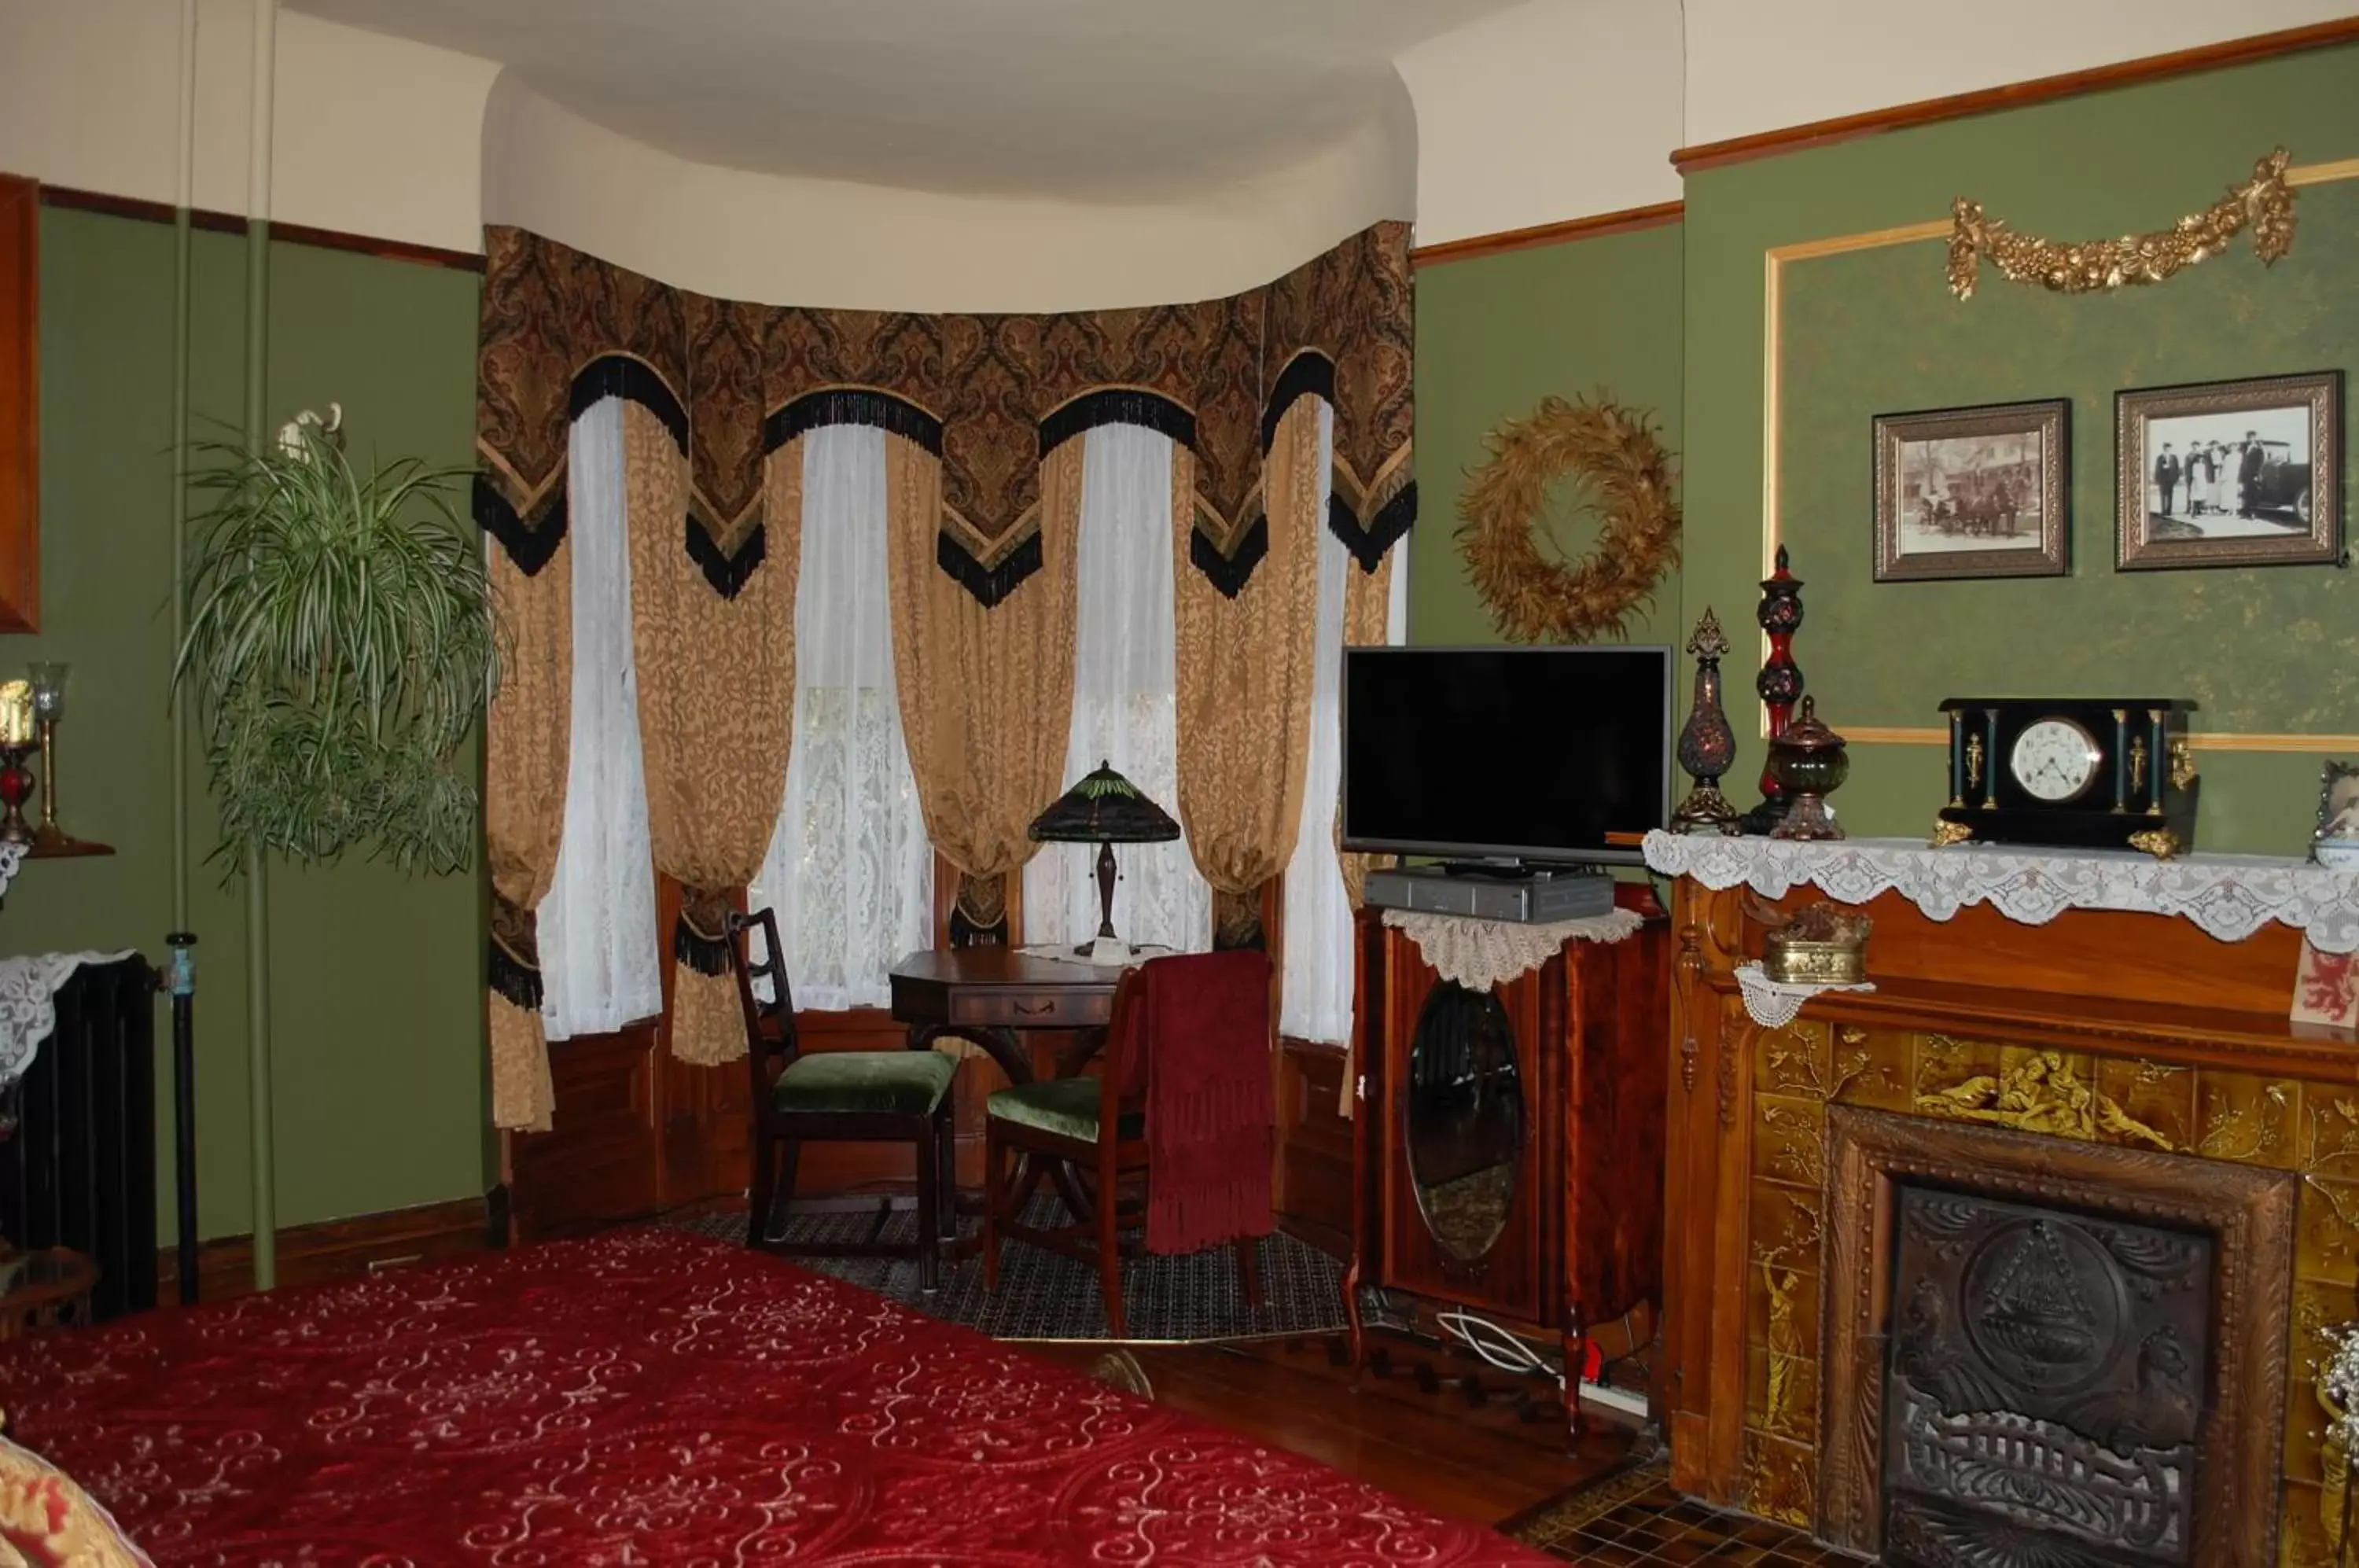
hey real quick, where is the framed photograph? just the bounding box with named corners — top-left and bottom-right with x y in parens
top-left (2115, 370), bottom-right (2342, 570)
top-left (2313, 759), bottom-right (2359, 863)
top-left (1872, 399), bottom-right (2070, 582)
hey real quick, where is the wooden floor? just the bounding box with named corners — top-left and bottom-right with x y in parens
top-left (1025, 1333), bottom-right (1639, 1528)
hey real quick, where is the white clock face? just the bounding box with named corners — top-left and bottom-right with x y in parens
top-left (2008, 718), bottom-right (2103, 803)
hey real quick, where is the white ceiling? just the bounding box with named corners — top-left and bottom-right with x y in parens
top-left (289, 0), bottom-right (1526, 200)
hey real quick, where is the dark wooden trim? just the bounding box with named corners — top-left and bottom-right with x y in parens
top-left (0, 174), bottom-right (35, 633)
top-left (1672, 17), bottom-right (2359, 174)
top-left (156, 1194), bottom-right (497, 1304)
top-left (37, 183), bottom-right (484, 273)
top-left (1411, 200), bottom-right (1684, 269)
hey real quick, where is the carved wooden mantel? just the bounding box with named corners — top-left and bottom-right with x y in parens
top-left (1662, 874), bottom-right (2357, 1565)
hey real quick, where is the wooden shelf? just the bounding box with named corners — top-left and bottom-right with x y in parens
top-left (20, 837), bottom-right (112, 859)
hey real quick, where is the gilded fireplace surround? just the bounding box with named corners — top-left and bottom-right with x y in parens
top-left (1662, 879), bottom-right (2359, 1566)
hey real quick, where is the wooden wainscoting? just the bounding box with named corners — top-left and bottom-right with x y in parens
top-left (158, 1195), bottom-right (495, 1304)
top-left (1275, 1038), bottom-right (1353, 1258)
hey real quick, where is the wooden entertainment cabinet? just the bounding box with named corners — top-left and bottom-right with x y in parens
top-left (1344, 889), bottom-right (1669, 1425)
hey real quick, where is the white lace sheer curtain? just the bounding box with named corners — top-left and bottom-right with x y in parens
top-left (1022, 424), bottom-right (1212, 954)
top-left (752, 425), bottom-right (933, 1010)
top-left (539, 397), bottom-right (664, 1040)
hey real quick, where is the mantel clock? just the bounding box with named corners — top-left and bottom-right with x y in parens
top-left (1936, 698), bottom-right (2197, 857)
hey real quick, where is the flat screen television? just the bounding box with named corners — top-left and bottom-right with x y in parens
top-left (1341, 645), bottom-right (1673, 867)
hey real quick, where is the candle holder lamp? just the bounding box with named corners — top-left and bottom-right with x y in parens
top-left (1028, 760), bottom-right (1183, 963)
top-left (0, 679), bottom-right (33, 848)
top-left (27, 663), bottom-right (69, 853)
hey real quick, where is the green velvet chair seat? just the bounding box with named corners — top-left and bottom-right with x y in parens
top-left (985, 1077), bottom-right (1144, 1143)
top-left (774, 1050), bottom-right (958, 1117)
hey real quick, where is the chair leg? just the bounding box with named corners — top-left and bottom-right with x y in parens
top-left (747, 1129), bottom-right (778, 1250)
top-left (936, 1106), bottom-right (959, 1243)
top-left (915, 1121), bottom-right (940, 1296)
top-left (982, 1125), bottom-right (1003, 1295)
top-left (1235, 1233), bottom-right (1264, 1312)
top-left (1098, 1169), bottom-right (1126, 1341)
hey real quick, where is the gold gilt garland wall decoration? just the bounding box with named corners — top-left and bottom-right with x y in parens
top-left (1948, 148), bottom-right (2297, 299)
top-left (1456, 393), bottom-right (1680, 644)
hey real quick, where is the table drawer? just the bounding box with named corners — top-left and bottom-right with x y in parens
top-left (948, 988), bottom-right (1106, 1028)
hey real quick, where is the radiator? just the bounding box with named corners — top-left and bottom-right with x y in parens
top-left (0, 956), bottom-right (158, 1321)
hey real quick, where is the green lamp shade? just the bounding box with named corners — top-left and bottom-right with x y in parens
top-left (1029, 760), bottom-right (1181, 845)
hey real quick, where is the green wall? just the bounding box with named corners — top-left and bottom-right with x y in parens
top-left (1411, 221), bottom-right (1685, 649)
top-left (2, 207), bottom-right (488, 1242)
top-left (1682, 43), bottom-right (2359, 854)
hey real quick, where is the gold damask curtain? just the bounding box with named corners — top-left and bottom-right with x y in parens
top-left (886, 435), bottom-right (1080, 922)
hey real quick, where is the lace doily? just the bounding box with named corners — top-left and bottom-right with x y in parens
top-left (0, 951), bottom-right (138, 1088)
top-left (1381, 907), bottom-right (1643, 992)
top-left (1644, 830), bottom-right (2359, 953)
top-left (0, 841), bottom-right (20, 902)
top-left (1734, 961), bottom-right (1877, 1028)
top-left (1014, 942), bottom-right (1176, 970)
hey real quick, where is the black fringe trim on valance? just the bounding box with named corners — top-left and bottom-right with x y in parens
top-left (474, 474), bottom-right (568, 576)
top-left (572, 355), bottom-right (689, 455)
top-left (937, 528), bottom-right (1043, 609)
top-left (1190, 518), bottom-right (1268, 599)
top-left (1327, 480), bottom-right (1416, 574)
top-left (488, 937), bottom-right (543, 1012)
top-left (1037, 388), bottom-right (1198, 458)
top-left (1260, 352), bottom-right (1336, 452)
top-left (765, 388), bottom-right (944, 455)
top-left (687, 517), bottom-right (767, 599)
top-left (673, 911), bottom-right (734, 977)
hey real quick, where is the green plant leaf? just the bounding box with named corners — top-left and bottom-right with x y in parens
top-left (176, 427), bottom-right (496, 874)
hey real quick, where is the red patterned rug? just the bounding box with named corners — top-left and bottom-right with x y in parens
top-left (0, 1228), bottom-right (1556, 1566)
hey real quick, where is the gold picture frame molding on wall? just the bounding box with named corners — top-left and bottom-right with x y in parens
top-left (1758, 155), bottom-right (2359, 749)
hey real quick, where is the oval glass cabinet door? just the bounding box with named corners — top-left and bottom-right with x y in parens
top-left (1404, 980), bottom-right (1524, 1262)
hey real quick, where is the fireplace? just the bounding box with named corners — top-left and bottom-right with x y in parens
top-left (1820, 1106), bottom-right (2298, 1568)
top-left (1883, 1186), bottom-right (2210, 1566)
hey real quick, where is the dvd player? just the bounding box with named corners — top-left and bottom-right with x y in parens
top-left (1362, 865), bottom-right (1614, 924)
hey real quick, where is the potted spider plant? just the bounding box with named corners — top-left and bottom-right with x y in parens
top-left (175, 418), bottom-right (496, 874)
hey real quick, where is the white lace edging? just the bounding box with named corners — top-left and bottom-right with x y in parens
top-left (1381, 907), bottom-right (1643, 992)
top-left (0, 951), bottom-right (140, 1088)
top-left (1643, 830), bottom-right (2359, 953)
top-left (1734, 961), bottom-right (1876, 1028)
top-left (0, 841), bottom-right (21, 903)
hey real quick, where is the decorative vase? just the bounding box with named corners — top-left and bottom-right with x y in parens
top-left (1740, 547), bottom-right (1806, 835)
top-left (26, 662), bottom-right (67, 852)
top-left (1670, 609), bottom-right (1740, 834)
top-left (1766, 696), bottom-right (1848, 841)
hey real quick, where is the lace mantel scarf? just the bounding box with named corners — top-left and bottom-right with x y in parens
top-left (1643, 830), bottom-right (2359, 953)
top-left (1380, 907), bottom-right (1643, 992)
top-left (0, 951), bottom-right (138, 1088)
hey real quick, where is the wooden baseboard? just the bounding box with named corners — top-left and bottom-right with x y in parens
top-left (156, 1194), bottom-right (498, 1305)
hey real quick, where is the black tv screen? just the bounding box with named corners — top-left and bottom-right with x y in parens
top-left (1341, 646), bottom-right (1673, 865)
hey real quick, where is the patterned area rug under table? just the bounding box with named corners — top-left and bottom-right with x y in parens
top-left (672, 1194), bottom-right (1349, 1343)
top-left (0, 1228), bottom-right (1553, 1566)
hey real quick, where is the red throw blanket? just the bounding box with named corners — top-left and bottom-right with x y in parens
top-left (0, 1230), bottom-right (1553, 1566)
top-left (1138, 949), bottom-right (1277, 1256)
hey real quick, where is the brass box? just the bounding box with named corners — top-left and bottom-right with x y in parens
top-left (1762, 930), bottom-right (1867, 987)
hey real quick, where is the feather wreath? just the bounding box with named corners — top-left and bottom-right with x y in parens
top-left (1455, 393), bottom-right (1681, 645)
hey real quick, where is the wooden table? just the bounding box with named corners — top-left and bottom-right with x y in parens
top-left (887, 947), bottom-right (1122, 1087)
top-left (888, 948), bottom-right (1124, 1228)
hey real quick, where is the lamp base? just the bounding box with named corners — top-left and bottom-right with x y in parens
top-left (1070, 935), bottom-right (1137, 966)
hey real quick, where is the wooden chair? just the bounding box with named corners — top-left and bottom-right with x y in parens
top-left (981, 958), bottom-right (1266, 1338)
top-left (727, 908), bottom-right (959, 1291)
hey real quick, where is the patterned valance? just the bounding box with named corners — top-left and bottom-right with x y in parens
top-left (473, 223), bottom-right (1414, 603)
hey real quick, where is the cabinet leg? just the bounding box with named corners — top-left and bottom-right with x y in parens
top-left (1562, 1312), bottom-right (1588, 1448)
